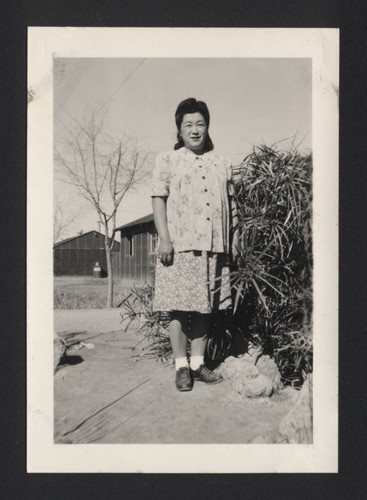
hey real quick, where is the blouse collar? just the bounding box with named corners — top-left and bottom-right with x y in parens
top-left (178, 147), bottom-right (212, 161)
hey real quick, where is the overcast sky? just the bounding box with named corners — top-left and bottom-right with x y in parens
top-left (54, 57), bottom-right (311, 239)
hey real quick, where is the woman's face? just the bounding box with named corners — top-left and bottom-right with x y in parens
top-left (179, 112), bottom-right (208, 154)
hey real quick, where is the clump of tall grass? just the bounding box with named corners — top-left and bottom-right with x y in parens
top-left (119, 282), bottom-right (247, 366)
top-left (231, 144), bottom-right (312, 385)
top-left (119, 282), bottom-right (173, 362)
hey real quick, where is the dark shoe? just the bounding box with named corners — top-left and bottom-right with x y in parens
top-left (175, 367), bottom-right (193, 392)
top-left (191, 365), bottom-right (223, 385)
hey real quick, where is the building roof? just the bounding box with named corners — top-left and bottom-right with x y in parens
top-left (53, 235), bottom-right (77, 247)
top-left (53, 230), bottom-right (120, 248)
top-left (115, 213), bottom-right (154, 231)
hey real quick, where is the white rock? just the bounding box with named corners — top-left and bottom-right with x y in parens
top-left (275, 375), bottom-right (313, 444)
top-left (242, 373), bottom-right (273, 398)
top-left (256, 355), bottom-right (283, 393)
top-left (221, 356), bottom-right (260, 379)
top-left (220, 356), bottom-right (273, 398)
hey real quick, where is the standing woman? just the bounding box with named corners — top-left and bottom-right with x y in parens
top-left (151, 98), bottom-right (239, 392)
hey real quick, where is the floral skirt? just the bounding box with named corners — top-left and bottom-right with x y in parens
top-left (153, 250), bottom-right (232, 314)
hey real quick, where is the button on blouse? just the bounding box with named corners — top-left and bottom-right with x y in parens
top-left (151, 147), bottom-right (234, 253)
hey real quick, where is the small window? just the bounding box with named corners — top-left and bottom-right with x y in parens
top-left (126, 234), bottom-right (134, 256)
top-left (150, 233), bottom-right (158, 253)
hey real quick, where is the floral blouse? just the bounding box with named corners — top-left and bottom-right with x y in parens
top-left (151, 147), bottom-right (234, 254)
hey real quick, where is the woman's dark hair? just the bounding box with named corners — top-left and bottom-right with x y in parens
top-left (174, 98), bottom-right (214, 152)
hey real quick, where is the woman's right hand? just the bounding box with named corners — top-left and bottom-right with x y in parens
top-left (157, 238), bottom-right (174, 266)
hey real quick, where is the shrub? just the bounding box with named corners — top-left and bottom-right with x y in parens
top-left (119, 283), bottom-right (247, 367)
top-left (231, 144), bottom-right (312, 385)
top-left (119, 282), bottom-right (173, 362)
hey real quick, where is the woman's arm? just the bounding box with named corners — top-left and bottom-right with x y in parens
top-left (152, 196), bottom-right (174, 266)
top-left (226, 161), bottom-right (240, 262)
top-left (231, 198), bottom-right (240, 263)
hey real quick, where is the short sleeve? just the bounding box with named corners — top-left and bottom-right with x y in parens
top-left (151, 152), bottom-right (171, 197)
top-left (225, 159), bottom-right (235, 196)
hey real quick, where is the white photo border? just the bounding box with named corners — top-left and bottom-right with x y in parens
top-left (27, 27), bottom-right (339, 473)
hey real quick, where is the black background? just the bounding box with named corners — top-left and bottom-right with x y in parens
top-left (1, 0), bottom-right (366, 498)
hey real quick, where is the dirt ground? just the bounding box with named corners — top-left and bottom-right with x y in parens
top-left (54, 309), bottom-right (295, 444)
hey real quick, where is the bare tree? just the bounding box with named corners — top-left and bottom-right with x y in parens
top-left (54, 111), bottom-right (147, 307)
top-left (53, 197), bottom-right (78, 243)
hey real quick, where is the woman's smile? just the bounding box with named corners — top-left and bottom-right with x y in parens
top-left (180, 112), bottom-right (208, 154)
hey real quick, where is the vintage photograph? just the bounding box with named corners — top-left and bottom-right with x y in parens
top-left (52, 56), bottom-right (313, 445)
top-left (27, 28), bottom-right (338, 472)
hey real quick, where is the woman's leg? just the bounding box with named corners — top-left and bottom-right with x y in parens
top-left (169, 311), bottom-right (189, 360)
top-left (190, 312), bottom-right (223, 384)
top-left (169, 311), bottom-right (192, 391)
top-left (190, 312), bottom-right (211, 357)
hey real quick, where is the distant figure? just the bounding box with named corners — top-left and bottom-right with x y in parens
top-left (151, 98), bottom-right (239, 391)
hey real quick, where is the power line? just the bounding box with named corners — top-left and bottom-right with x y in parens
top-left (96, 58), bottom-right (147, 113)
top-left (55, 59), bottom-right (147, 122)
top-left (62, 60), bottom-right (91, 106)
top-left (55, 59), bottom-right (91, 107)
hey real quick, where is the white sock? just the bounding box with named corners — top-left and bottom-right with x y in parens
top-left (175, 357), bottom-right (189, 371)
top-left (190, 356), bottom-right (204, 371)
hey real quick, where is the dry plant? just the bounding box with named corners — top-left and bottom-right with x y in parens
top-left (54, 289), bottom-right (126, 310)
top-left (53, 197), bottom-right (79, 243)
top-left (54, 110), bottom-right (147, 307)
